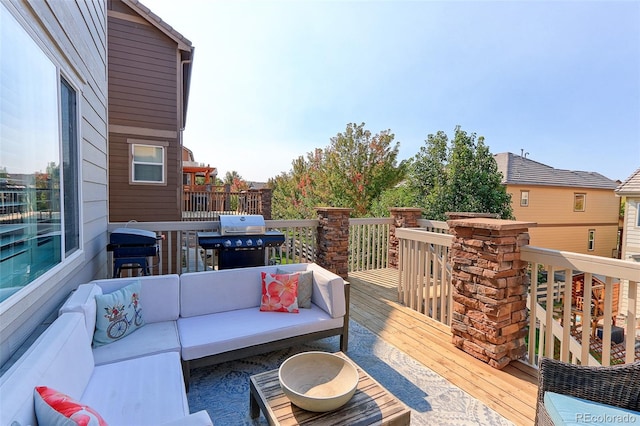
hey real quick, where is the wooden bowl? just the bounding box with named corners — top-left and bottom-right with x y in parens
top-left (278, 352), bottom-right (359, 412)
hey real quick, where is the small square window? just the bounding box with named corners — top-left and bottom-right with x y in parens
top-left (574, 193), bottom-right (586, 212)
top-left (520, 191), bottom-right (529, 207)
top-left (132, 144), bottom-right (165, 183)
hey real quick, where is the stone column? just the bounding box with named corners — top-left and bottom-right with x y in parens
top-left (388, 208), bottom-right (422, 269)
top-left (259, 188), bottom-right (272, 219)
top-left (315, 207), bottom-right (352, 279)
top-left (447, 217), bottom-right (535, 369)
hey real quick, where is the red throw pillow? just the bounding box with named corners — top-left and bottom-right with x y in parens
top-left (260, 272), bottom-right (299, 313)
top-left (34, 386), bottom-right (108, 426)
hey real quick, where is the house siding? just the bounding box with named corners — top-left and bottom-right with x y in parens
top-left (107, 0), bottom-right (183, 222)
top-left (620, 197), bottom-right (640, 318)
top-left (1, 1), bottom-right (108, 367)
top-left (508, 184), bottom-right (620, 258)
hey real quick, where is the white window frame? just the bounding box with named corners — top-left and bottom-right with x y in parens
top-left (520, 190), bottom-right (529, 207)
top-left (0, 3), bottom-right (84, 303)
top-left (129, 140), bottom-right (168, 185)
top-left (588, 229), bottom-right (595, 251)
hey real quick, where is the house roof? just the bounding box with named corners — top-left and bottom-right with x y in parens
top-left (615, 168), bottom-right (640, 196)
top-left (494, 152), bottom-right (618, 189)
top-left (123, 0), bottom-right (193, 50)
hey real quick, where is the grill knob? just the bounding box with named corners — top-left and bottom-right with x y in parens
top-left (246, 239), bottom-right (253, 246)
top-left (235, 239), bottom-right (243, 247)
top-left (224, 240), bottom-right (232, 248)
top-left (256, 239), bottom-right (263, 246)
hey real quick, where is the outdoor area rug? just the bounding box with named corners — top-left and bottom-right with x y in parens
top-left (187, 320), bottom-right (514, 425)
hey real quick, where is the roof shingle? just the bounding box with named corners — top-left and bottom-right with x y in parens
top-left (615, 168), bottom-right (640, 196)
top-left (494, 152), bottom-right (618, 189)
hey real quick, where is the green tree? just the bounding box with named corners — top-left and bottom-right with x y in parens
top-left (269, 150), bottom-right (325, 219)
top-left (223, 170), bottom-right (249, 192)
top-left (409, 126), bottom-right (512, 221)
top-left (271, 123), bottom-right (408, 218)
top-left (323, 123), bottom-right (407, 216)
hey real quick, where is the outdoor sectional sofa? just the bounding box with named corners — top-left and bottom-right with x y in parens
top-left (0, 262), bottom-right (348, 425)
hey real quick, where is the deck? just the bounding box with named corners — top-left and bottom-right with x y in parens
top-left (348, 268), bottom-right (538, 426)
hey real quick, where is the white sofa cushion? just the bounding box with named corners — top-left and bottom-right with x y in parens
top-left (81, 351), bottom-right (190, 426)
top-left (178, 304), bottom-right (343, 361)
top-left (179, 263), bottom-right (344, 319)
top-left (91, 274), bottom-right (180, 323)
top-left (0, 312), bottom-right (94, 426)
top-left (180, 265), bottom-right (281, 317)
top-left (544, 391), bottom-right (640, 425)
top-left (93, 321), bottom-right (181, 365)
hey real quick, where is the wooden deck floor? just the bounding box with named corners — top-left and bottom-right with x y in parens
top-left (348, 268), bottom-right (538, 426)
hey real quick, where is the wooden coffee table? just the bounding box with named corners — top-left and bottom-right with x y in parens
top-left (249, 352), bottom-right (411, 425)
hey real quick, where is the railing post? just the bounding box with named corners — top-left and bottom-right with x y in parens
top-left (315, 207), bottom-right (352, 279)
top-left (447, 217), bottom-right (536, 369)
top-left (388, 208), bottom-right (422, 269)
top-left (260, 188), bottom-right (272, 219)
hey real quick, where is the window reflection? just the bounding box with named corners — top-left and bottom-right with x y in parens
top-left (1, 4), bottom-right (62, 301)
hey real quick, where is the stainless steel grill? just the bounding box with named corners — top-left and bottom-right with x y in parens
top-left (197, 215), bottom-right (285, 269)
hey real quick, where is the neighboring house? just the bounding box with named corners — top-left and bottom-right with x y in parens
top-left (182, 146), bottom-right (218, 192)
top-left (0, 1), bottom-right (108, 367)
top-left (614, 168), bottom-right (640, 320)
top-left (107, 0), bottom-right (194, 222)
top-left (495, 153), bottom-right (620, 258)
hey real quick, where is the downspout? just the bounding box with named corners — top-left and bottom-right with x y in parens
top-left (179, 49), bottom-right (193, 217)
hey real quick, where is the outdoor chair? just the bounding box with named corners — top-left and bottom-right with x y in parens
top-left (536, 357), bottom-right (640, 425)
top-left (568, 279), bottom-right (620, 337)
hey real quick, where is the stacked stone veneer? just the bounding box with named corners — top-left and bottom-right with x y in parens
top-left (259, 188), bottom-right (272, 219)
top-left (316, 207), bottom-right (352, 279)
top-left (447, 218), bottom-right (535, 369)
top-left (388, 208), bottom-right (422, 269)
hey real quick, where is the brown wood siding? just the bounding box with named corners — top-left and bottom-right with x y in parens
top-left (508, 184), bottom-right (620, 257)
top-left (108, 133), bottom-right (181, 222)
top-left (107, 16), bottom-right (177, 130)
top-left (107, 1), bottom-right (185, 223)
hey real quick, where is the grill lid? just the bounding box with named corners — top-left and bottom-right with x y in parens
top-left (110, 228), bottom-right (158, 245)
top-left (219, 214), bottom-right (266, 235)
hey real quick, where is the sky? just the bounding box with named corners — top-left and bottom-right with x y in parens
top-left (144, 0), bottom-right (640, 183)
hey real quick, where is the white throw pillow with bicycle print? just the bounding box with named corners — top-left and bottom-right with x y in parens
top-left (93, 280), bottom-right (145, 347)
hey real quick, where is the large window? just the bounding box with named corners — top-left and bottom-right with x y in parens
top-left (131, 143), bottom-right (165, 184)
top-left (0, 4), bottom-right (80, 302)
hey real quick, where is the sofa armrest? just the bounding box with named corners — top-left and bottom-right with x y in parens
top-left (159, 410), bottom-right (213, 426)
top-left (306, 263), bottom-right (346, 319)
top-left (59, 283), bottom-right (102, 341)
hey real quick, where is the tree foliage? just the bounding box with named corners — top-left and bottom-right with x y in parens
top-left (408, 126), bottom-right (513, 221)
top-left (223, 170), bottom-right (249, 192)
top-left (270, 123), bottom-right (407, 218)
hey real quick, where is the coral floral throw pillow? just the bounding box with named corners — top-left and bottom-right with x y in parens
top-left (34, 386), bottom-right (108, 426)
top-left (260, 272), bottom-right (299, 313)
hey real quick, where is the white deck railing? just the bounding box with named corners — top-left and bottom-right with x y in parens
top-left (521, 246), bottom-right (639, 366)
top-left (396, 227), bottom-right (453, 325)
top-left (394, 226), bottom-right (640, 367)
top-left (349, 218), bottom-right (393, 271)
top-left (109, 218), bottom-right (640, 367)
